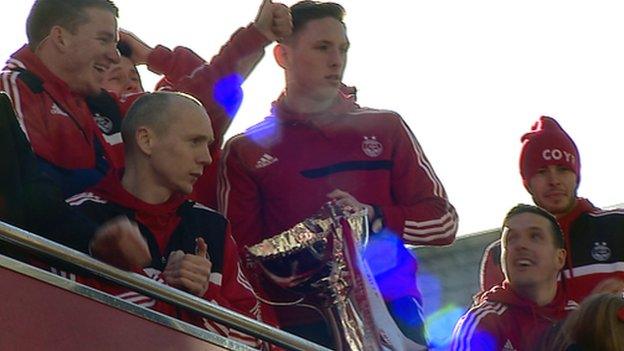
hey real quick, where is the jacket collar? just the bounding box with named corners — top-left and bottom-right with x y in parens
top-left (90, 169), bottom-right (187, 216)
top-left (6, 45), bottom-right (78, 97)
top-left (557, 197), bottom-right (597, 235)
top-left (270, 84), bottom-right (359, 126)
top-left (480, 281), bottom-right (568, 318)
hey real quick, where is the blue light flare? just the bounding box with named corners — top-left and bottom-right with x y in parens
top-left (213, 74), bottom-right (243, 118)
top-left (425, 304), bottom-right (466, 349)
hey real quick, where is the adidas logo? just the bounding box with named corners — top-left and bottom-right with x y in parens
top-left (50, 103), bottom-right (68, 117)
top-left (502, 339), bottom-right (516, 351)
top-left (255, 153), bottom-right (278, 169)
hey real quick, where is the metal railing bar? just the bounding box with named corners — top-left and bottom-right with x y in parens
top-left (0, 253), bottom-right (255, 351)
top-left (0, 220), bottom-right (329, 351)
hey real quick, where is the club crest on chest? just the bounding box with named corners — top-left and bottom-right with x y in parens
top-left (362, 136), bottom-right (383, 157)
top-left (591, 241), bottom-right (611, 262)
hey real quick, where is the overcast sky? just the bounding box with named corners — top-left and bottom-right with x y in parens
top-left (3, 1), bottom-right (624, 236)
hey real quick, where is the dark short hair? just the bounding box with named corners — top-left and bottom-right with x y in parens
top-left (290, 1), bottom-right (345, 35)
top-left (502, 204), bottom-right (565, 249)
top-left (27, 0), bottom-right (119, 48)
top-left (122, 92), bottom-right (202, 150)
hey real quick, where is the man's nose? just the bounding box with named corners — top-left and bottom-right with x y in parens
top-left (545, 168), bottom-right (561, 185)
top-left (198, 146), bottom-right (212, 166)
top-left (328, 48), bottom-right (344, 68)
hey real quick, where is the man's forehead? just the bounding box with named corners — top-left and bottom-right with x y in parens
top-left (79, 7), bottom-right (118, 31)
top-left (294, 17), bottom-right (348, 43)
top-left (503, 213), bottom-right (550, 233)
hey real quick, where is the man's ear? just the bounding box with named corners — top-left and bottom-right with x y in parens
top-left (136, 126), bottom-right (154, 156)
top-left (273, 43), bottom-right (288, 69)
top-left (48, 25), bottom-right (71, 52)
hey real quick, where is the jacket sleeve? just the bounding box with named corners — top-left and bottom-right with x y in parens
top-left (217, 138), bottom-right (266, 256)
top-left (145, 24), bottom-right (270, 149)
top-left (480, 240), bottom-right (505, 292)
top-left (450, 307), bottom-right (500, 351)
top-left (381, 114), bottom-right (459, 246)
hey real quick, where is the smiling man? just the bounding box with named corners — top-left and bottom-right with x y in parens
top-left (451, 204), bottom-right (576, 351)
top-left (0, 0), bottom-right (291, 200)
top-left (479, 117), bottom-right (624, 302)
top-left (218, 1), bottom-right (458, 347)
top-left (0, 0), bottom-right (122, 197)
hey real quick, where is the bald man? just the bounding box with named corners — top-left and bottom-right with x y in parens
top-left (64, 92), bottom-right (264, 347)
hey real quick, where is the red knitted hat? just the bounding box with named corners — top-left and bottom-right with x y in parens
top-left (519, 116), bottom-right (580, 188)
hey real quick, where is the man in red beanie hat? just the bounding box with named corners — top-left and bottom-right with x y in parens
top-left (479, 116), bottom-right (624, 302)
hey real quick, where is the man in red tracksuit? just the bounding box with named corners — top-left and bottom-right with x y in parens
top-left (218, 1), bottom-right (458, 346)
top-left (479, 117), bottom-right (624, 302)
top-left (64, 92), bottom-right (266, 347)
top-left (451, 204), bottom-right (577, 351)
top-left (0, 0), bottom-right (290, 205)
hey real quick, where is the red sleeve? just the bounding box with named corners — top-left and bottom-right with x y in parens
top-left (480, 240), bottom-right (505, 292)
top-left (150, 46), bottom-right (206, 89)
top-left (146, 24), bottom-right (270, 149)
top-left (217, 138), bottom-right (266, 256)
top-left (381, 114), bottom-right (459, 246)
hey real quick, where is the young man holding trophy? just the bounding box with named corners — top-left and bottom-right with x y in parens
top-left (219, 1), bottom-right (458, 348)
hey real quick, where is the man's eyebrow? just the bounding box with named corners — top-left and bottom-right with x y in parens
top-left (189, 133), bottom-right (212, 141)
top-left (96, 30), bottom-right (116, 41)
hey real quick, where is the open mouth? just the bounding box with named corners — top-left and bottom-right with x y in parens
top-left (515, 258), bottom-right (535, 268)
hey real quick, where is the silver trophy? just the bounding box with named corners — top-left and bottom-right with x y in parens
top-left (247, 202), bottom-right (426, 351)
top-left (247, 203), bottom-right (383, 351)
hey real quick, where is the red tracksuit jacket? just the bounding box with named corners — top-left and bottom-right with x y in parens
top-left (218, 89), bottom-right (458, 326)
top-left (451, 282), bottom-right (576, 351)
top-left (62, 170), bottom-right (265, 348)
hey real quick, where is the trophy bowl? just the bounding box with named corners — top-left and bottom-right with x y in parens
top-left (245, 213), bottom-right (337, 291)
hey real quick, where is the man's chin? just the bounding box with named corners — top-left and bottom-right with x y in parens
top-left (180, 185), bottom-right (194, 195)
top-left (543, 200), bottom-right (575, 216)
top-left (509, 278), bottom-right (539, 291)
